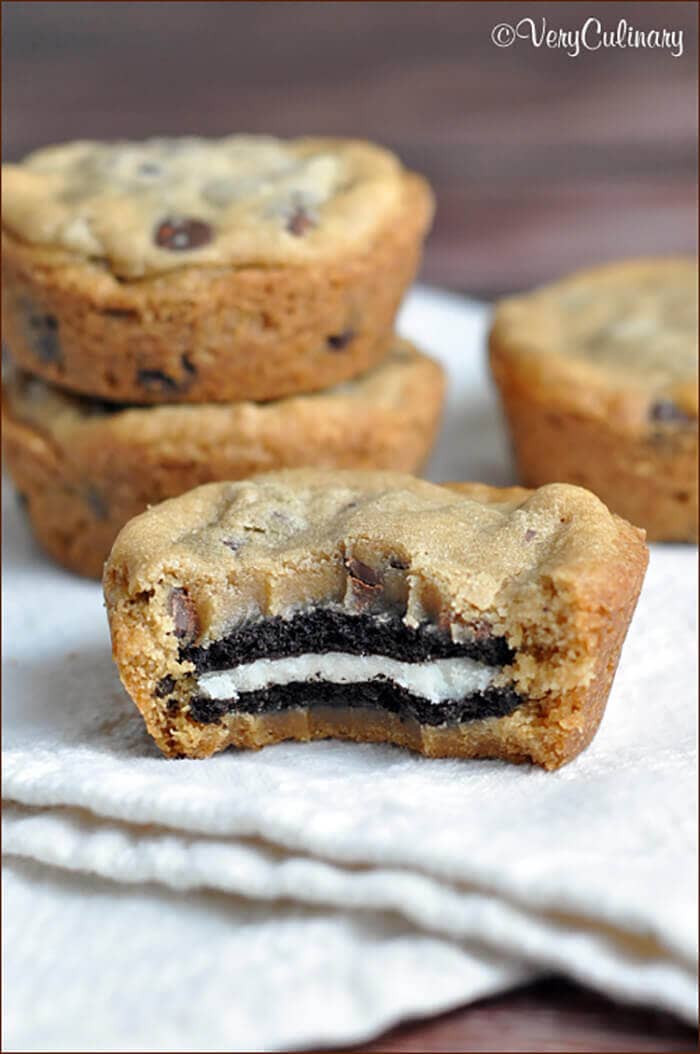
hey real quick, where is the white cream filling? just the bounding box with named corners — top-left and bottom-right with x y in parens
top-left (197, 653), bottom-right (497, 706)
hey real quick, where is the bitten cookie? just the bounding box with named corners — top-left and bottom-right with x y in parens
top-left (489, 257), bottom-right (698, 542)
top-left (2, 136), bottom-right (433, 403)
top-left (103, 469), bottom-right (648, 770)
top-left (3, 339), bottom-right (445, 579)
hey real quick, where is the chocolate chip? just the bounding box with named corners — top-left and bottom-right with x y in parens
top-left (524, 529), bottom-right (537, 542)
top-left (137, 161), bottom-right (163, 178)
top-left (389, 557), bottom-right (409, 570)
top-left (136, 358), bottom-right (196, 394)
top-left (345, 558), bottom-right (383, 606)
top-left (136, 369), bottom-right (181, 394)
top-left (154, 675), bottom-right (176, 698)
top-left (649, 399), bottom-right (692, 424)
top-left (168, 588), bottom-right (199, 644)
top-left (166, 698), bottom-right (181, 713)
top-left (85, 486), bottom-right (108, 520)
top-left (83, 397), bottom-right (123, 417)
top-left (286, 206), bottom-right (315, 237)
top-left (154, 217), bottom-right (213, 251)
top-left (181, 354), bottom-right (197, 378)
top-left (345, 558), bottom-right (382, 587)
top-left (23, 309), bottom-right (61, 364)
top-left (102, 307), bottom-right (139, 320)
top-left (327, 330), bottom-right (355, 351)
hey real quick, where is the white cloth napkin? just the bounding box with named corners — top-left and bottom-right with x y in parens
top-left (3, 288), bottom-right (697, 1052)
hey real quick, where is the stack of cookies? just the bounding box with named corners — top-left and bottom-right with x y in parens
top-left (2, 135), bottom-right (443, 576)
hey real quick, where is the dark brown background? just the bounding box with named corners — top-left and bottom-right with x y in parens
top-left (2, 3), bottom-right (697, 1051)
top-left (3, 1), bottom-right (698, 298)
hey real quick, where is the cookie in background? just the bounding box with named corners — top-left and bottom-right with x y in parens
top-left (1, 136), bottom-right (433, 404)
top-left (489, 258), bottom-right (698, 542)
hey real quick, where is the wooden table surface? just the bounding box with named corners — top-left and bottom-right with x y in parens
top-left (3, 3), bottom-right (697, 1051)
top-left (351, 978), bottom-right (696, 1053)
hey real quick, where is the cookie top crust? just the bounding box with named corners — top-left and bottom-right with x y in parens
top-left (2, 136), bottom-right (430, 278)
top-left (104, 469), bottom-right (645, 661)
top-left (3, 339), bottom-right (433, 437)
top-left (490, 258), bottom-right (698, 418)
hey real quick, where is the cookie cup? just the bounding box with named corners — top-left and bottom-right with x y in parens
top-left (2, 175), bottom-right (432, 404)
top-left (3, 341), bottom-right (445, 577)
top-left (489, 267), bottom-right (698, 542)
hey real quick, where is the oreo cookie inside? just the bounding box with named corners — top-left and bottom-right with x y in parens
top-left (182, 609), bottom-right (522, 728)
top-left (189, 679), bottom-right (521, 726)
top-left (182, 609), bottom-right (514, 671)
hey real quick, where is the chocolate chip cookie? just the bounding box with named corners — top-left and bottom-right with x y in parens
top-left (3, 339), bottom-right (444, 578)
top-left (2, 136), bottom-right (433, 403)
top-left (103, 469), bottom-right (647, 769)
top-left (489, 258), bottom-right (698, 541)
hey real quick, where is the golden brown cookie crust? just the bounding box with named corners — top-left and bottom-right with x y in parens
top-left (489, 258), bottom-right (698, 541)
top-left (2, 176), bottom-right (431, 404)
top-left (3, 341), bottom-right (445, 578)
top-left (103, 470), bottom-right (648, 770)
